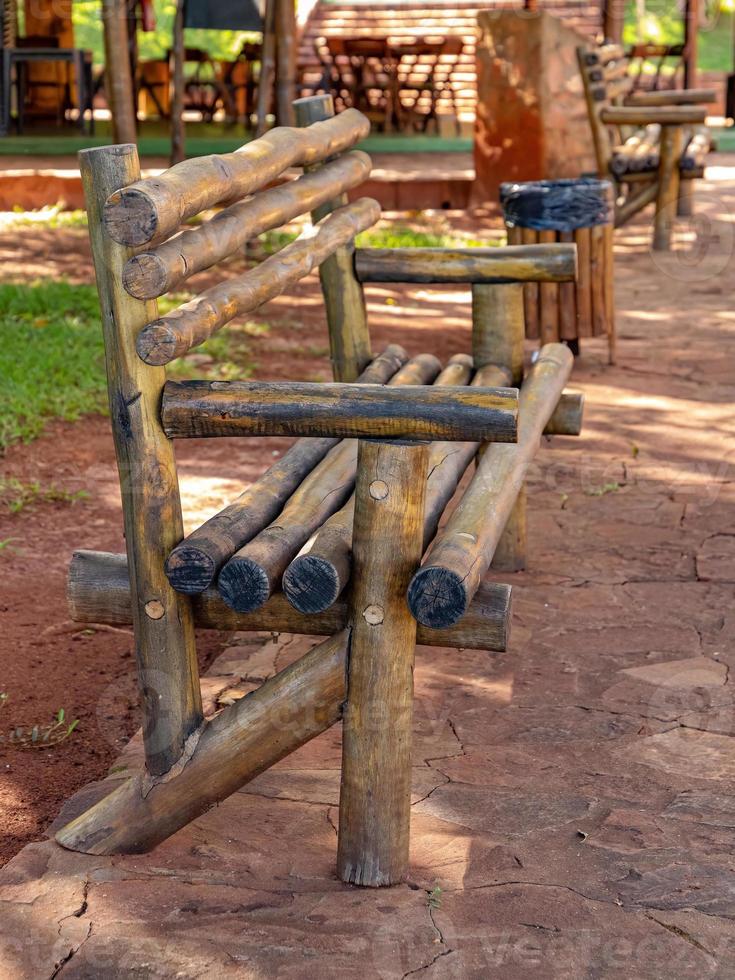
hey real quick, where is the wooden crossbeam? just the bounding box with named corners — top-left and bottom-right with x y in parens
top-left (354, 245), bottom-right (577, 284)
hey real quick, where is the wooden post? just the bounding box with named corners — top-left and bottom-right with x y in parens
top-left (256, 0), bottom-right (277, 135)
top-left (170, 0), bottom-right (185, 165)
top-left (102, 0), bottom-right (137, 145)
top-left (471, 281), bottom-right (527, 571)
top-left (574, 226), bottom-right (593, 337)
top-left (683, 0), bottom-right (699, 90)
top-left (603, 0), bottom-right (625, 42)
top-left (80, 144), bottom-right (202, 777)
top-left (538, 229), bottom-right (560, 344)
top-left (294, 95), bottom-right (372, 382)
top-left (275, 0), bottom-right (296, 126)
top-left (653, 125), bottom-right (683, 251)
top-left (337, 439), bottom-right (429, 886)
top-left (471, 283), bottom-right (524, 385)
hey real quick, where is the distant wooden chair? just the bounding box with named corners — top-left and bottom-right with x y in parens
top-left (577, 42), bottom-right (713, 249)
top-left (55, 96), bottom-right (584, 886)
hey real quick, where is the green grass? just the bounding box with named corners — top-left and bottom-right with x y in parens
top-left (623, 2), bottom-right (734, 73)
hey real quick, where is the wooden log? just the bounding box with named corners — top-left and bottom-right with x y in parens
top-left (282, 371), bottom-right (583, 615)
top-left (491, 486), bottom-right (527, 572)
top-left (337, 439), bottom-right (428, 886)
top-left (538, 229), bottom-right (560, 344)
top-left (615, 180), bottom-right (658, 227)
top-left (103, 108), bottom-right (372, 246)
top-left (170, 0), bottom-right (185, 165)
top-left (56, 630), bottom-right (351, 855)
top-left (558, 231), bottom-right (578, 341)
top-left (79, 144), bottom-right (202, 777)
top-left (573, 226), bottom-right (593, 338)
top-left (282, 355), bottom-right (482, 614)
top-left (626, 88), bottom-right (716, 106)
top-left (521, 228), bottom-right (540, 339)
top-left (603, 222), bottom-right (616, 364)
top-left (255, 0), bottom-right (276, 136)
top-left (354, 245), bottom-right (577, 284)
top-left (471, 283), bottom-right (524, 384)
top-left (407, 343), bottom-right (574, 629)
top-left (136, 198), bottom-right (381, 365)
top-left (101, 0), bottom-right (137, 146)
top-left (294, 95), bottom-right (372, 383)
top-left (217, 355), bottom-right (441, 613)
top-left (680, 127), bottom-right (710, 171)
top-left (653, 124), bottom-right (683, 251)
top-left (68, 549), bottom-right (514, 653)
top-left (274, 0), bottom-right (296, 126)
top-left (165, 345), bottom-right (409, 594)
top-left (161, 377), bottom-right (519, 442)
top-left (600, 105), bottom-right (705, 126)
top-left (123, 152), bottom-right (373, 300)
top-left (589, 224), bottom-right (608, 337)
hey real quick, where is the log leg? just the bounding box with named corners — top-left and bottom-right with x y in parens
top-left (603, 222), bottom-right (616, 365)
top-left (677, 175), bottom-right (694, 217)
top-left (653, 125), bottom-right (683, 251)
top-left (337, 439), bottom-right (428, 887)
top-left (472, 282), bottom-right (527, 569)
top-left (80, 144), bottom-right (202, 777)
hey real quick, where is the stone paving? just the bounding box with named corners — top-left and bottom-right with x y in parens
top-left (1, 165), bottom-right (735, 978)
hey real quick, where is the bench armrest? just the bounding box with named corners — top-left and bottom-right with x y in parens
top-left (600, 105), bottom-right (706, 126)
top-left (161, 380), bottom-right (519, 443)
top-left (625, 88), bottom-right (715, 107)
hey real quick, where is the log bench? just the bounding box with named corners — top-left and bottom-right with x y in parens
top-left (577, 42), bottom-right (714, 250)
top-left (56, 95), bottom-right (584, 886)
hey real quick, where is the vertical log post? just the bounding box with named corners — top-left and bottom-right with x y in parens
top-left (471, 282), bottom-right (527, 571)
top-left (538, 229), bottom-right (560, 343)
top-left (101, 0), bottom-right (137, 145)
top-left (294, 95), bottom-right (372, 381)
top-left (275, 0), bottom-right (296, 126)
top-left (170, 0), bottom-right (185, 165)
top-left (80, 145), bottom-right (203, 776)
top-left (255, 0), bottom-right (277, 135)
top-left (337, 439), bottom-right (429, 886)
top-left (653, 125), bottom-right (683, 251)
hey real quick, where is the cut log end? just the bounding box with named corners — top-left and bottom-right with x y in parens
top-left (123, 252), bottom-right (170, 300)
top-left (136, 322), bottom-right (181, 365)
top-left (103, 187), bottom-right (160, 246)
top-left (218, 557), bottom-right (271, 613)
top-left (164, 546), bottom-right (217, 595)
top-left (407, 565), bottom-right (468, 629)
top-left (282, 554), bottom-right (342, 614)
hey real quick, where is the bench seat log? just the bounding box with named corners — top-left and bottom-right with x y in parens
top-left (161, 379), bottom-right (519, 443)
top-left (355, 245), bottom-right (577, 285)
top-left (123, 152), bottom-right (372, 300)
top-left (408, 343), bottom-right (574, 629)
top-left (165, 344), bottom-right (409, 595)
top-left (217, 354), bottom-right (441, 614)
top-left (136, 198), bottom-right (381, 365)
top-left (626, 88), bottom-right (716, 106)
top-left (69, 550), bottom-right (513, 653)
top-left (56, 630), bottom-right (352, 855)
top-left (103, 108), bottom-right (371, 246)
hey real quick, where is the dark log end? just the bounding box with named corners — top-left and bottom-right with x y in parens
top-left (282, 555), bottom-right (342, 614)
top-left (164, 546), bottom-right (217, 594)
top-left (407, 566), bottom-right (468, 629)
top-left (136, 322), bottom-right (180, 366)
top-left (103, 188), bottom-right (159, 246)
top-left (123, 252), bottom-right (168, 300)
top-left (218, 557), bottom-right (271, 613)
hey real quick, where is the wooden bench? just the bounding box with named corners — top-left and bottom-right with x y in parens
top-left (577, 42), bottom-right (713, 249)
top-left (56, 96), bottom-right (583, 886)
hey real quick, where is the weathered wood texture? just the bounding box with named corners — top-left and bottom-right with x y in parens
top-left (653, 124), bottom-right (682, 251)
top-left (79, 144), bottom-right (202, 777)
top-left (103, 108), bottom-right (372, 246)
top-left (491, 486), bottom-right (527, 572)
top-left (254, 0), bottom-right (276, 135)
top-left (338, 439), bottom-right (428, 886)
top-left (122, 152), bottom-right (372, 300)
top-left (216, 355), bottom-right (441, 613)
top-left (471, 284), bottom-right (524, 384)
top-left (600, 105), bottom-right (707, 127)
top-left (408, 343), bottom-right (574, 629)
top-left (274, 0), bottom-right (296, 125)
top-left (282, 355), bottom-right (475, 614)
top-left (136, 198), bottom-right (380, 365)
top-left (101, 0), bottom-right (136, 146)
top-left (56, 630), bottom-right (351, 855)
top-left (295, 95), bottom-right (372, 383)
top-left (355, 245), bottom-right (577, 285)
top-left (69, 550), bottom-right (513, 653)
top-left (161, 378), bottom-right (519, 442)
top-left (165, 345), bottom-right (409, 595)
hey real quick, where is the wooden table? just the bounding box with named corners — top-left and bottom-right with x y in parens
top-left (0, 47), bottom-right (94, 136)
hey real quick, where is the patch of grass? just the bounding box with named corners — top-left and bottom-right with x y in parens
top-left (3, 205), bottom-right (88, 230)
top-left (2, 706), bottom-right (79, 750)
top-left (0, 281), bottom-right (108, 451)
top-left (0, 477), bottom-right (89, 514)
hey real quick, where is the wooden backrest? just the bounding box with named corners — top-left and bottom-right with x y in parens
top-left (102, 100), bottom-right (376, 378)
top-left (577, 43), bottom-right (635, 174)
